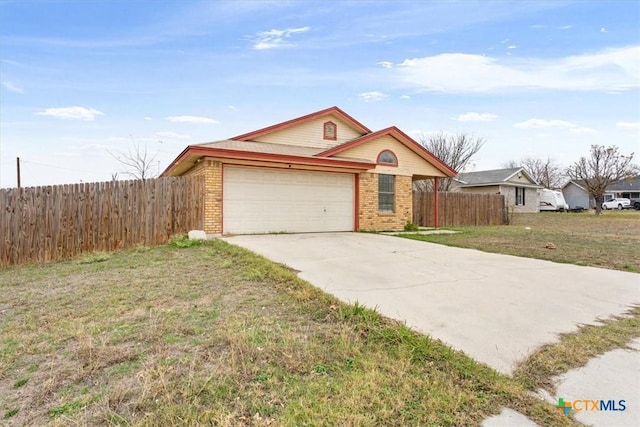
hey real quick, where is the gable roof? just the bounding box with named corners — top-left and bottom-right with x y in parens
top-left (317, 126), bottom-right (456, 177)
top-left (562, 180), bottom-right (587, 192)
top-left (231, 106), bottom-right (371, 141)
top-left (455, 167), bottom-right (540, 187)
top-left (161, 107), bottom-right (456, 177)
top-left (562, 176), bottom-right (640, 193)
top-left (606, 176), bottom-right (640, 192)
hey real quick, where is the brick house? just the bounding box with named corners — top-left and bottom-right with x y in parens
top-left (162, 107), bottom-right (455, 235)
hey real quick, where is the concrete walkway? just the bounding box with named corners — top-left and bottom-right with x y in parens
top-left (544, 338), bottom-right (640, 426)
top-left (224, 232), bottom-right (639, 375)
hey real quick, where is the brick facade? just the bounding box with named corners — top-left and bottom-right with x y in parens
top-left (188, 164), bottom-right (414, 233)
top-left (500, 185), bottom-right (539, 213)
top-left (359, 172), bottom-right (412, 231)
top-left (185, 159), bottom-right (222, 234)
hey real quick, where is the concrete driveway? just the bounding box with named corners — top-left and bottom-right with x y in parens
top-left (223, 232), bottom-right (639, 375)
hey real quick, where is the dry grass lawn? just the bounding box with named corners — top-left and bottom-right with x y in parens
top-left (401, 210), bottom-right (640, 272)
top-left (0, 238), bottom-right (578, 426)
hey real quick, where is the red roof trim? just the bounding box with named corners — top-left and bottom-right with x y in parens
top-left (317, 126), bottom-right (457, 176)
top-left (161, 145), bottom-right (375, 176)
top-left (231, 106), bottom-right (372, 141)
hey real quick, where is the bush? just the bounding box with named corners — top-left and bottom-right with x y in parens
top-left (404, 221), bottom-right (420, 232)
top-left (168, 234), bottom-right (203, 248)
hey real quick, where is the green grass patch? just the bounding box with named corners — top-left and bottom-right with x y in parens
top-left (398, 211), bottom-right (640, 272)
top-left (0, 240), bottom-right (580, 426)
top-left (77, 251), bottom-right (111, 264)
top-left (513, 305), bottom-right (640, 392)
top-left (4, 408), bottom-right (19, 419)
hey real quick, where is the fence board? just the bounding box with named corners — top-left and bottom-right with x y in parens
top-left (413, 191), bottom-right (506, 227)
top-left (0, 176), bottom-right (205, 267)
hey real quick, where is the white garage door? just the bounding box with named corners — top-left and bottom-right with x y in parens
top-left (223, 166), bottom-right (354, 234)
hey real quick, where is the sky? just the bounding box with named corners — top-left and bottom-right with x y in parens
top-left (1, 0), bottom-right (638, 188)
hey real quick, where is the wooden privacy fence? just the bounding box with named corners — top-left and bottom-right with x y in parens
top-left (413, 191), bottom-right (506, 227)
top-left (1, 176), bottom-right (204, 267)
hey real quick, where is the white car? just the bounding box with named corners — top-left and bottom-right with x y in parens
top-left (602, 198), bottom-right (631, 210)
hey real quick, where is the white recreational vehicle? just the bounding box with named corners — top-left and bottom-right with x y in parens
top-left (539, 189), bottom-right (569, 211)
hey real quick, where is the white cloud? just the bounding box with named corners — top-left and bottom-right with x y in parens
top-left (377, 61), bottom-right (393, 68)
top-left (513, 119), bottom-right (596, 134)
top-left (35, 106), bottom-right (104, 121)
top-left (452, 112), bottom-right (498, 122)
top-left (156, 131), bottom-right (190, 140)
top-left (143, 117), bottom-right (152, 121)
top-left (507, 45), bottom-right (517, 49)
top-left (358, 91), bottom-right (387, 102)
top-left (165, 115), bottom-right (219, 124)
top-left (600, 27), bottom-right (607, 33)
top-left (395, 46), bottom-right (640, 93)
top-left (253, 26), bottom-right (310, 50)
top-left (559, 25), bottom-right (573, 30)
top-left (2, 81), bottom-right (24, 94)
top-left (616, 121), bottom-right (640, 129)
top-left (400, 95), bottom-right (411, 99)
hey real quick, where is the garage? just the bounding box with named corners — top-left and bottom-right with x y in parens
top-left (223, 166), bottom-right (355, 234)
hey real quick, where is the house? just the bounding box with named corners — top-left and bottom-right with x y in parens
top-left (562, 176), bottom-right (640, 209)
top-left (161, 107), bottom-right (455, 235)
top-left (606, 176), bottom-right (640, 200)
top-left (451, 167), bottom-right (542, 213)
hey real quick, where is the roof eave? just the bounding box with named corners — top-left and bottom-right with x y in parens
top-left (317, 126), bottom-right (457, 177)
top-left (162, 146), bottom-right (375, 176)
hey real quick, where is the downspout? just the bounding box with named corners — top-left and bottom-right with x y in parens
top-left (434, 177), bottom-right (439, 229)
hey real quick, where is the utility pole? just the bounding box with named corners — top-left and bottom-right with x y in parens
top-left (16, 157), bottom-right (21, 188)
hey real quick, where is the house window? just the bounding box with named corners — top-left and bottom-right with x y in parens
top-left (378, 174), bottom-right (395, 213)
top-left (323, 121), bottom-right (337, 140)
top-left (377, 150), bottom-right (398, 166)
top-left (515, 187), bottom-right (525, 206)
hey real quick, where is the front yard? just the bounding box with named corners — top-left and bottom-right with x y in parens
top-left (402, 211), bottom-right (640, 272)
top-left (0, 239), bottom-right (577, 426)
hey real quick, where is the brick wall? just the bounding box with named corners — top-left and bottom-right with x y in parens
top-left (501, 185), bottom-right (539, 213)
top-left (359, 173), bottom-right (412, 231)
top-left (185, 159), bottom-right (222, 234)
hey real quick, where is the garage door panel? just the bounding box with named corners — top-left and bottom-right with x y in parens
top-left (223, 167), bottom-right (354, 234)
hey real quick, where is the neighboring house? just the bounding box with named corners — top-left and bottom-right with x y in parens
top-left (606, 176), bottom-right (640, 200)
top-left (451, 167), bottom-right (542, 213)
top-left (563, 176), bottom-right (640, 209)
top-left (162, 106), bottom-right (455, 235)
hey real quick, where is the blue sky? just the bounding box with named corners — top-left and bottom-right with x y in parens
top-left (1, 0), bottom-right (638, 187)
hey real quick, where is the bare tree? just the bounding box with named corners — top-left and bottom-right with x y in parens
top-left (108, 143), bottom-right (159, 181)
top-left (567, 145), bottom-right (636, 215)
top-left (501, 159), bottom-right (519, 169)
top-left (502, 156), bottom-right (565, 189)
top-left (416, 132), bottom-right (484, 191)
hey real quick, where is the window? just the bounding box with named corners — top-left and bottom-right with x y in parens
top-left (378, 174), bottom-right (395, 213)
top-left (377, 150), bottom-right (398, 166)
top-left (323, 121), bottom-right (337, 140)
top-left (515, 187), bottom-right (525, 206)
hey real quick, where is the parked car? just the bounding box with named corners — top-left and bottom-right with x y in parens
top-left (602, 198), bottom-right (631, 210)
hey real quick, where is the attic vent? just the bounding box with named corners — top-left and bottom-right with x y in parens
top-left (323, 121), bottom-right (337, 140)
